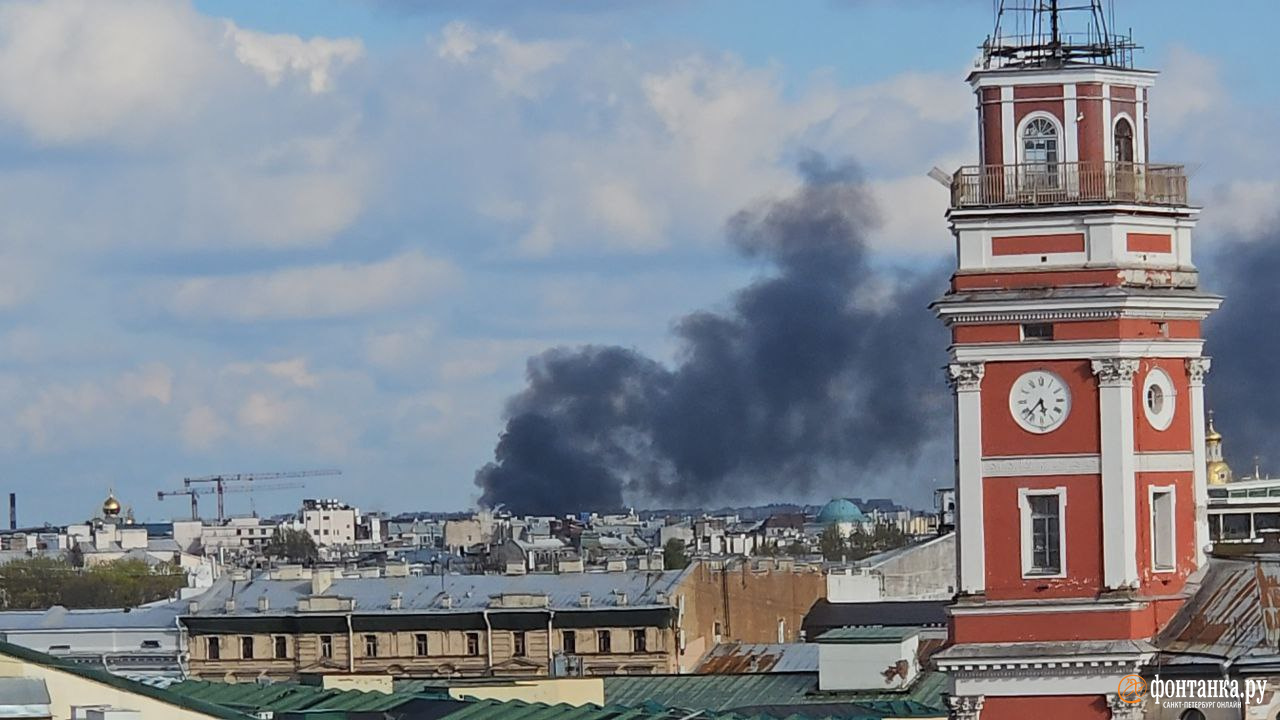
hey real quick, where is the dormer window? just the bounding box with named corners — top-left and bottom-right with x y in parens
top-left (1022, 117), bottom-right (1060, 189)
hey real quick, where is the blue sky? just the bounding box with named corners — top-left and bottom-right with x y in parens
top-left (0, 0), bottom-right (1273, 523)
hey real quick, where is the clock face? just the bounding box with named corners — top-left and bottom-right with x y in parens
top-left (1009, 370), bottom-right (1071, 434)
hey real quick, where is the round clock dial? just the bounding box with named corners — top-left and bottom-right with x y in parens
top-left (1009, 370), bottom-right (1071, 434)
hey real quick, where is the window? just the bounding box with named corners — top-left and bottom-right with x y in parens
top-left (1114, 117), bottom-right (1135, 164)
top-left (1180, 710), bottom-right (1205, 720)
top-left (140, 640), bottom-right (161, 650)
top-left (1020, 489), bottom-right (1065, 577)
top-left (513, 631), bottom-right (526, 657)
top-left (274, 636), bottom-right (288, 659)
top-left (364, 634), bottom-right (379, 658)
top-left (320, 635), bottom-right (333, 659)
top-left (632, 629), bottom-right (647, 653)
top-left (562, 630), bottom-right (577, 655)
top-left (1021, 323), bottom-right (1054, 341)
top-left (1152, 488), bottom-right (1176, 572)
top-left (597, 630), bottom-right (612, 654)
top-left (466, 632), bottom-right (480, 657)
top-left (1021, 117), bottom-right (1060, 188)
top-left (415, 633), bottom-right (429, 657)
top-left (713, 621), bottom-right (723, 643)
top-left (207, 637), bottom-right (220, 660)
top-left (241, 636), bottom-right (254, 659)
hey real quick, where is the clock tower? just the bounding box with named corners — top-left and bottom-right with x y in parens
top-left (931, 2), bottom-right (1220, 719)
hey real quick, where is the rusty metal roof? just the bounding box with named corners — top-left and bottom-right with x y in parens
top-left (695, 643), bottom-right (820, 674)
top-left (1157, 557), bottom-right (1280, 661)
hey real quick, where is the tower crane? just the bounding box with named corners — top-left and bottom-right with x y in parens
top-left (157, 481), bottom-right (307, 522)
top-left (159, 469), bottom-right (341, 522)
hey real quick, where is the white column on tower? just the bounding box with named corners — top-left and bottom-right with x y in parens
top-left (1187, 358), bottom-right (1212, 567)
top-left (1093, 358), bottom-right (1140, 590)
top-left (949, 362), bottom-right (986, 595)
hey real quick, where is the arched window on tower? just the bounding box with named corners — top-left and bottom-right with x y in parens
top-left (1021, 117), bottom-right (1059, 190)
top-left (1114, 117), bottom-right (1137, 199)
top-left (1179, 709), bottom-right (1205, 720)
top-left (1115, 117), bottom-right (1135, 163)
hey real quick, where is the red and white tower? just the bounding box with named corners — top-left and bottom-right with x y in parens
top-left (932, 2), bottom-right (1220, 718)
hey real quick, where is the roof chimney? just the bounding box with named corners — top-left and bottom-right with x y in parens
top-left (311, 569), bottom-right (332, 596)
top-left (578, 592), bottom-right (592, 608)
top-left (390, 592), bottom-right (402, 611)
top-left (224, 599), bottom-right (236, 614)
top-left (187, 600), bottom-right (200, 614)
top-left (257, 596), bottom-right (269, 613)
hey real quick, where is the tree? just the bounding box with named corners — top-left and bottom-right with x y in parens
top-left (662, 538), bottom-right (690, 570)
top-left (819, 524), bottom-right (848, 561)
top-left (0, 557), bottom-right (184, 609)
top-left (265, 527), bottom-right (319, 565)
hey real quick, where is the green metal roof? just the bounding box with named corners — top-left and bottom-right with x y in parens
top-left (605, 672), bottom-right (819, 712)
top-left (816, 626), bottom-right (920, 644)
top-left (164, 679), bottom-right (437, 713)
top-left (437, 698), bottom-right (883, 720)
top-left (603, 671), bottom-right (948, 717)
top-left (0, 640), bottom-right (249, 720)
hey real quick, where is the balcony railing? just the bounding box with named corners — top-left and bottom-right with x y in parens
top-left (950, 162), bottom-right (1189, 209)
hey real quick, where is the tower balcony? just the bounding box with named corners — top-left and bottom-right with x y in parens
top-left (950, 162), bottom-right (1189, 210)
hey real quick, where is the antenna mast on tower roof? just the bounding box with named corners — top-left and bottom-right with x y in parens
top-left (984, 0), bottom-right (1139, 70)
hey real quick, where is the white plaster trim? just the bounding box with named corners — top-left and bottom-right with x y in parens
top-left (1113, 112), bottom-right (1137, 163)
top-left (1019, 486), bottom-right (1068, 580)
top-left (1141, 367), bottom-right (1176, 431)
top-left (1149, 484), bottom-right (1177, 574)
top-left (936, 294), bottom-right (1224, 317)
top-left (1064, 83), bottom-right (1079, 164)
top-left (950, 340), bottom-right (1206, 364)
top-left (955, 376), bottom-right (986, 595)
top-left (1135, 452), bottom-right (1195, 473)
top-left (1016, 111), bottom-right (1065, 169)
top-left (983, 455), bottom-right (1100, 477)
top-left (1098, 365), bottom-right (1140, 589)
top-left (948, 600), bottom-right (1147, 616)
top-left (949, 203), bottom-right (1200, 221)
top-left (969, 67), bottom-right (1158, 89)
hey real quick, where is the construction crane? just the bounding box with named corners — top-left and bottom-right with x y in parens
top-left (157, 469), bottom-right (341, 522)
top-left (157, 481), bottom-right (308, 522)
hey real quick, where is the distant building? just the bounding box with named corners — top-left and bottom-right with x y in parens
top-left (299, 498), bottom-right (357, 547)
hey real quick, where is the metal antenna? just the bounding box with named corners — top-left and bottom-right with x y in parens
top-left (984, 0), bottom-right (1139, 70)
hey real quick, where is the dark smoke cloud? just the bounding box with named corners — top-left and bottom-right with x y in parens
top-left (1204, 236), bottom-right (1280, 470)
top-left (475, 155), bottom-right (950, 515)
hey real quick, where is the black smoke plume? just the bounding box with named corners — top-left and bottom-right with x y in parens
top-left (475, 156), bottom-right (950, 515)
top-left (1204, 236), bottom-right (1280, 469)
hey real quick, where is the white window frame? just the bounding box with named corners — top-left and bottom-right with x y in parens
top-left (1142, 368), bottom-right (1177, 431)
top-left (1149, 485), bottom-right (1177, 573)
top-left (1113, 113), bottom-right (1138, 164)
top-left (1017, 112), bottom-right (1064, 166)
top-left (1019, 486), bottom-right (1067, 579)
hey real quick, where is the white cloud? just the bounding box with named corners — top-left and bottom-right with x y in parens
top-left (436, 21), bottom-right (572, 98)
top-left (225, 22), bottom-right (363, 93)
top-left (0, 0), bottom-right (223, 144)
top-left (182, 405), bottom-right (228, 451)
top-left (169, 251), bottom-right (459, 322)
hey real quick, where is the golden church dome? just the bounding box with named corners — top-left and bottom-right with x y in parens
top-left (1205, 412), bottom-right (1232, 485)
top-left (102, 492), bottom-right (122, 518)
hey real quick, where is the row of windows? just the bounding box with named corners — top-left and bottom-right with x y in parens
top-left (1017, 115), bottom-right (1136, 170)
top-left (1021, 487), bottom-right (1175, 577)
top-left (204, 629), bottom-right (649, 661)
